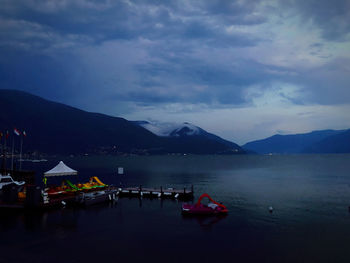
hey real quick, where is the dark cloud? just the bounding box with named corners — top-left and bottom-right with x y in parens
top-left (0, 0), bottom-right (349, 117)
top-left (283, 0), bottom-right (350, 41)
top-left (0, 0), bottom-right (264, 46)
top-left (198, 0), bottom-right (268, 25)
top-left (297, 57), bottom-right (350, 104)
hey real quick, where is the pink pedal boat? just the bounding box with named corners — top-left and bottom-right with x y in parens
top-left (182, 193), bottom-right (228, 215)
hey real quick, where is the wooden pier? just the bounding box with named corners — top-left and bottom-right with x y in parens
top-left (117, 185), bottom-right (194, 200)
top-left (0, 185), bottom-right (195, 211)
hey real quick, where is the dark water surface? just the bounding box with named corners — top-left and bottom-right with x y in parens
top-left (1, 154), bottom-right (350, 262)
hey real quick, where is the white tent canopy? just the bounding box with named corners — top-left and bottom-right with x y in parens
top-left (44, 161), bottom-right (78, 177)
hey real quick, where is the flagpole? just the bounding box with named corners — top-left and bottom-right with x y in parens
top-left (11, 136), bottom-right (14, 172)
top-left (3, 132), bottom-right (7, 174)
top-left (20, 134), bottom-right (23, 171)
top-left (1, 134), bottom-right (4, 173)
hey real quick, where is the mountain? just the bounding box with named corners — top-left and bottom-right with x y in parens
top-left (242, 130), bottom-right (347, 154)
top-left (303, 129), bottom-right (350, 153)
top-left (169, 123), bottom-right (201, 137)
top-left (0, 90), bottom-right (161, 154)
top-left (0, 89), bottom-right (244, 155)
top-left (133, 121), bottom-right (244, 154)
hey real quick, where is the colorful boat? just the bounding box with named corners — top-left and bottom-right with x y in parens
top-left (182, 193), bottom-right (228, 215)
top-left (75, 176), bottom-right (108, 191)
top-left (45, 176), bottom-right (107, 196)
top-left (46, 185), bottom-right (74, 197)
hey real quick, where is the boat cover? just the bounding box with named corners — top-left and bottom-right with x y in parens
top-left (44, 161), bottom-right (78, 177)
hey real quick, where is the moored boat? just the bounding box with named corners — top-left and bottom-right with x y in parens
top-left (0, 173), bottom-right (25, 190)
top-left (182, 193), bottom-right (228, 215)
top-left (75, 176), bottom-right (108, 191)
top-left (76, 188), bottom-right (117, 206)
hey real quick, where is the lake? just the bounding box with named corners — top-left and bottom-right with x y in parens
top-left (1, 154), bottom-right (350, 262)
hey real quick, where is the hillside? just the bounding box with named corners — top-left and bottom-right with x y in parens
top-left (0, 90), bottom-right (244, 155)
top-left (303, 129), bottom-right (350, 153)
top-left (0, 90), bottom-right (162, 154)
top-left (242, 130), bottom-right (347, 154)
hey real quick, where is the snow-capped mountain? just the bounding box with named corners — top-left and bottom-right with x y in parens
top-left (134, 121), bottom-right (202, 137)
top-left (169, 122), bottom-right (201, 137)
top-left (133, 120), bottom-right (245, 154)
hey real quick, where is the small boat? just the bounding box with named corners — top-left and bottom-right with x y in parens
top-left (45, 176), bottom-right (108, 198)
top-left (0, 174), bottom-right (25, 190)
top-left (46, 186), bottom-right (73, 197)
top-left (182, 193), bottom-right (228, 215)
top-left (76, 188), bottom-right (117, 206)
top-left (69, 176), bottom-right (108, 191)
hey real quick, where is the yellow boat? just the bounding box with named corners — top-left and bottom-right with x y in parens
top-left (75, 177), bottom-right (108, 191)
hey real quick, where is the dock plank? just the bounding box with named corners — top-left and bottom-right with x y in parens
top-left (117, 186), bottom-right (194, 200)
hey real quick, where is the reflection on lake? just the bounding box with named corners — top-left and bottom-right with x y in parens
top-left (1, 154), bottom-right (350, 262)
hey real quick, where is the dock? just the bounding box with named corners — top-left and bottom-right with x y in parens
top-left (117, 185), bottom-right (194, 200)
top-left (0, 184), bottom-right (194, 210)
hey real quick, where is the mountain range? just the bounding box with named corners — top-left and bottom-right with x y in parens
top-left (0, 89), bottom-right (244, 155)
top-left (242, 129), bottom-right (350, 154)
top-left (1, 89), bottom-right (349, 155)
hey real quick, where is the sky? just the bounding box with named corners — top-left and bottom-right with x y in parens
top-left (0, 0), bottom-right (350, 144)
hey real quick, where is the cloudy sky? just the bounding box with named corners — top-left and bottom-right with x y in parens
top-left (1, 0), bottom-right (350, 144)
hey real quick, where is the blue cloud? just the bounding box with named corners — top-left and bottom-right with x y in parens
top-left (283, 0), bottom-right (350, 41)
top-left (0, 0), bottom-right (349, 114)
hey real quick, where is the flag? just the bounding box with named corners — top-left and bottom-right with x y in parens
top-left (0, 132), bottom-right (3, 139)
top-left (14, 128), bottom-right (20, 136)
top-left (23, 130), bottom-right (27, 137)
top-left (6, 130), bottom-right (9, 139)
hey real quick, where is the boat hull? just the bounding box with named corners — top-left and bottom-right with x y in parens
top-left (182, 193), bottom-right (228, 215)
top-left (182, 203), bottom-right (228, 215)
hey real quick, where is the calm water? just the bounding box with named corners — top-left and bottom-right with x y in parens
top-left (1, 154), bottom-right (350, 262)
